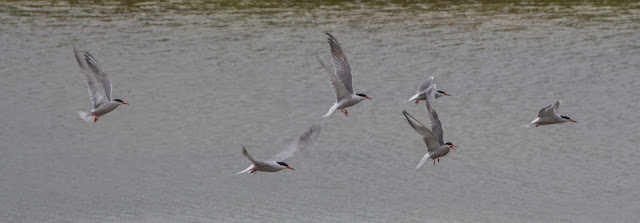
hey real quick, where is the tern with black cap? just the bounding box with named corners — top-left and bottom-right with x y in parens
top-left (404, 76), bottom-right (451, 104)
top-left (73, 47), bottom-right (129, 123)
top-left (402, 85), bottom-right (456, 170)
top-left (523, 101), bottom-right (577, 128)
top-left (237, 125), bottom-right (321, 175)
top-left (318, 33), bottom-right (372, 117)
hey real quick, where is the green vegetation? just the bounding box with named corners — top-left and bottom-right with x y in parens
top-left (2, 0), bottom-right (638, 17)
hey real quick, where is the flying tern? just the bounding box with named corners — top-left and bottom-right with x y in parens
top-left (402, 85), bottom-right (456, 170)
top-left (73, 47), bottom-right (128, 123)
top-left (404, 76), bottom-right (451, 104)
top-left (318, 33), bottom-right (371, 118)
top-left (524, 101), bottom-right (576, 128)
top-left (237, 125), bottom-right (321, 175)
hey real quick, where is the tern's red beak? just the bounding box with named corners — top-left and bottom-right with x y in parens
top-left (451, 145), bottom-right (456, 151)
top-left (122, 102), bottom-right (129, 105)
top-left (287, 166), bottom-right (295, 170)
top-left (445, 93), bottom-right (451, 96)
top-left (570, 119), bottom-right (577, 123)
top-left (366, 97), bottom-right (372, 100)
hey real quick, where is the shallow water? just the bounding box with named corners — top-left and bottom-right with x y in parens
top-left (1, 1), bottom-right (640, 222)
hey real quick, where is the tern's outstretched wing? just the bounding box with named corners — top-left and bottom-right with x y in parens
top-left (270, 125), bottom-right (321, 162)
top-left (317, 55), bottom-right (350, 102)
top-left (537, 101), bottom-right (561, 118)
top-left (242, 147), bottom-right (259, 165)
top-left (74, 47), bottom-right (112, 108)
top-left (402, 110), bottom-right (441, 154)
top-left (416, 76), bottom-right (434, 94)
top-left (325, 33), bottom-right (353, 95)
top-left (424, 85), bottom-right (445, 146)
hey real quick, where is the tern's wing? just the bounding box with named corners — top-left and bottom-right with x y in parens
top-left (73, 47), bottom-right (112, 108)
top-left (552, 101), bottom-right (561, 114)
top-left (416, 76), bottom-right (434, 94)
top-left (270, 125), bottom-right (321, 161)
top-left (424, 85), bottom-right (445, 146)
top-left (537, 101), bottom-right (560, 118)
top-left (402, 110), bottom-right (441, 154)
top-left (242, 146), bottom-right (259, 165)
top-left (242, 146), bottom-right (273, 169)
top-left (317, 55), bottom-right (350, 102)
top-left (325, 33), bottom-right (354, 95)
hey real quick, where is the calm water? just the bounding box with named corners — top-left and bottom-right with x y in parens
top-left (1, 1), bottom-right (639, 222)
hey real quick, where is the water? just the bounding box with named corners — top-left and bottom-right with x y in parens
top-left (1, 1), bottom-right (639, 222)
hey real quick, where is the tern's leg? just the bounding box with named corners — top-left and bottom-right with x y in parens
top-left (249, 169), bottom-right (256, 175)
top-left (437, 158), bottom-right (440, 163)
top-left (341, 109), bottom-right (348, 116)
top-left (415, 100), bottom-right (419, 105)
top-left (433, 160), bottom-right (436, 165)
top-left (536, 123), bottom-right (540, 127)
top-left (94, 116), bottom-right (99, 122)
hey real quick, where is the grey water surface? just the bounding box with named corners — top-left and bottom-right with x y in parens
top-left (1, 1), bottom-right (639, 222)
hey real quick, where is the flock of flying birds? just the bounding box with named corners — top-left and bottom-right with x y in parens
top-left (73, 33), bottom-right (577, 174)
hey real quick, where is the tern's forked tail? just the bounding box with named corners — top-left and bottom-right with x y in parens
top-left (322, 103), bottom-right (339, 118)
top-left (77, 111), bottom-right (96, 123)
top-left (522, 118), bottom-right (539, 128)
top-left (415, 153), bottom-right (432, 170)
top-left (403, 98), bottom-right (416, 104)
top-left (521, 124), bottom-right (533, 128)
top-left (236, 165), bottom-right (255, 175)
top-left (403, 94), bottom-right (420, 104)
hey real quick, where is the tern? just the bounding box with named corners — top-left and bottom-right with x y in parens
top-left (404, 76), bottom-right (451, 104)
top-left (402, 85), bottom-right (456, 170)
top-left (524, 101), bottom-right (577, 128)
top-left (73, 47), bottom-right (128, 123)
top-left (236, 125), bottom-right (321, 175)
top-left (318, 33), bottom-right (371, 118)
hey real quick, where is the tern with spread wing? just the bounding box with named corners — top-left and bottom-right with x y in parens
top-left (73, 47), bottom-right (128, 123)
top-left (402, 85), bottom-right (456, 170)
top-left (237, 125), bottom-right (321, 175)
top-left (318, 33), bottom-right (371, 117)
top-left (404, 76), bottom-right (451, 104)
top-left (524, 101), bottom-right (576, 128)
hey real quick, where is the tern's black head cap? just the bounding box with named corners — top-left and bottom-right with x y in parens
top-left (437, 90), bottom-right (446, 94)
top-left (445, 142), bottom-right (454, 145)
top-left (114, 99), bottom-right (124, 103)
top-left (356, 93), bottom-right (368, 98)
top-left (561, 115), bottom-right (572, 120)
top-left (276, 161), bottom-right (289, 167)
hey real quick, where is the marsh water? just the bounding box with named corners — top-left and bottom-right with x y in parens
top-left (1, 1), bottom-right (639, 222)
